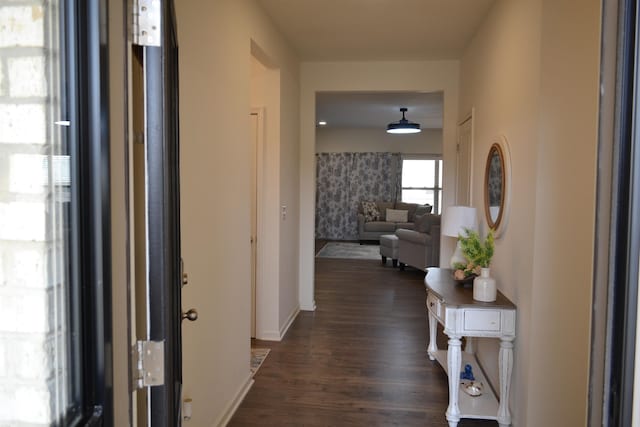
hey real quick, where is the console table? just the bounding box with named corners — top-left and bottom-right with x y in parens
top-left (424, 268), bottom-right (516, 427)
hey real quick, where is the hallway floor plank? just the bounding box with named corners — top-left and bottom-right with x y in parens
top-left (230, 258), bottom-right (496, 426)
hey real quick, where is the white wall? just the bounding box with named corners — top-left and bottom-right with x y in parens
top-left (316, 127), bottom-right (442, 154)
top-left (299, 61), bottom-right (459, 311)
top-left (459, 0), bottom-right (600, 425)
top-left (250, 53), bottom-right (283, 340)
top-left (459, 2), bottom-right (542, 423)
top-left (175, 0), bottom-right (299, 424)
top-left (528, 0), bottom-right (600, 424)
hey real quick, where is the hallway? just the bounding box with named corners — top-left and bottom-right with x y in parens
top-left (231, 257), bottom-right (495, 426)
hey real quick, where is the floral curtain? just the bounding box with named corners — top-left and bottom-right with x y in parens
top-left (315, 152), bottom-right (402, 240)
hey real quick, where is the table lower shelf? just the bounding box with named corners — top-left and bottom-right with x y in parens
top-left (431, 349), bottom-right (499, 420)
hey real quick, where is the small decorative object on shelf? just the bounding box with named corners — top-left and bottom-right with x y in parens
top-left (460, 364), bottom-right (475, 381)
top-left (462, 381), bottom-right (484, 397)
top-left (458, 228), bottom-right (497, 302)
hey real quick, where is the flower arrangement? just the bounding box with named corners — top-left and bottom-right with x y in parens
top-left (453, 228), bottom-right (495, 281)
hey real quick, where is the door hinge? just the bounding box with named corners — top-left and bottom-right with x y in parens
top-left (132, 340), bottom-right (165, 389)
top-left (132, 0), bottom-right (161, 47)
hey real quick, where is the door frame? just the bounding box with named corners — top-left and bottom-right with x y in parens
top-left (250, 107), bottom-right (265, 338)
top-left (456, 109), bottom-right (475, 206)
top-left (124, 0), bottom-right (183, 425)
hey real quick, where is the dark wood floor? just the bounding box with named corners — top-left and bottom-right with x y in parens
top-left (230, 255), bottom-right (496, 426)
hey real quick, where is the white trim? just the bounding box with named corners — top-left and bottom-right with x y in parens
top-left (300, 300), bottom-right (316, 311)
top-left (279, 307), bottom-right (300, 338)
top-left (258, 330), bottom-right (282, 341)
top-left (214, 374), bottom-right (254, 427)
top-left (258, 306), bottom-right (300, 341)
top-left (401, 153), bottom-right (443, 160)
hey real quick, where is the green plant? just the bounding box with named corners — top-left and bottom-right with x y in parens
top-left (458, 228), bottom-right (495, 268)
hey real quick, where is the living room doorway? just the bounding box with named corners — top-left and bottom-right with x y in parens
top-left (314, 91), bottom-right (444, 245)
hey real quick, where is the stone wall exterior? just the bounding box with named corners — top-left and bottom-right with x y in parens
top-left (0, 2), bottom-right (67, 425)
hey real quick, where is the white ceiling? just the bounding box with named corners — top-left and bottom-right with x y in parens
top-left (256, 0), bottom-right (495, 130)
top-left (256, 0), bottom-right (496, 61)
top-left (316, 91), bottom-right (443, 129)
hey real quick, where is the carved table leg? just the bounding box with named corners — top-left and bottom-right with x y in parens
top-left (446, 335), bottom-right (462, 427)
top-left (497, 337), bottom-right (514, 427)
top-left (465, 337), bottom-right (475, 354)
top-left (427, 310), bottom-right (438, 360)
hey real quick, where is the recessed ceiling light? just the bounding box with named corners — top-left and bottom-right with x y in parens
top-left (318, 121), bottom-right (327, 126)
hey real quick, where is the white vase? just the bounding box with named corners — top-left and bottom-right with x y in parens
top-left (473, 268), bottom-right (497, 302)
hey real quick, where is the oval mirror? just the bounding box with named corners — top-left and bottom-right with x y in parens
top-left (484, 136), bottom-right (510, 237)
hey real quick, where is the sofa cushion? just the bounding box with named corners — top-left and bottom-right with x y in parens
top-left (386, 208), bottom-right (408, 223)
top-left (394, 202), bottom-right (417, 220)
top-left (363, 221), bottom-right (396, 232)
top-left (361, 201), bottom-right (380, 222)
top-left (415, 213), bottom-right (441, 233)
top-left (395, 222), bottom-right (415, 230)
top-left (376, 201), bottom-right (394, 220)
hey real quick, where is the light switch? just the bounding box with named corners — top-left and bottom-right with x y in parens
top-left (281, 205), bottom-right (287, 220)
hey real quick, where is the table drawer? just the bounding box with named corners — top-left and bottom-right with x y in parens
top-left (463, 309), bottom-right (501, 332)
top-left (426, 292), bottom-right (443, 321)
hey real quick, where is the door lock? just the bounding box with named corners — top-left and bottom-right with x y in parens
top-left (182, 308), bottom-right (198, 322)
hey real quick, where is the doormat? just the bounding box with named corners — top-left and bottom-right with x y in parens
top-left (250, 348), bottom-right (270, 375)
top-left (315, 242), bottom-right (380, 260)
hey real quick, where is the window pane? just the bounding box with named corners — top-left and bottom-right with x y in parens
top-left (402, 189), bottom-right (435, 206)
top-left (0, 1), bottom-right (76, 424)
top-left (402, 159), bottom-right (435, 188)
top-left (438, 160), bottom-right (443, 186)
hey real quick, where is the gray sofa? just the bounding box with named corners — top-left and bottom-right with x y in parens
top-left (397, 213), bottom-right (441, 271)
top-left (357, 201), bottom-right (432, 242)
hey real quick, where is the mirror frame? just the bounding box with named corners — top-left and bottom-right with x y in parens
top-left (483, 135), bottom-right (511, 238)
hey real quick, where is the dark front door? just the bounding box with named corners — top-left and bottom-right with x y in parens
top-left (142, 1), bottom-right (182, 425)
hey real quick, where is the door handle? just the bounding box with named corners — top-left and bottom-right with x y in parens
top-left (182, 308), bottom-right (198, 322)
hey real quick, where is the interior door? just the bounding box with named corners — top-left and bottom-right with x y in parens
top-left (456, 115), bottom-right (473, 205)
top-left (137, 1), bottom-right (183, 425)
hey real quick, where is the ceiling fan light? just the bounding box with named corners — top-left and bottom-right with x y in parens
top-left (386, 107), bottom-right (422, 134)
top-left (387, 123), bottom-right (421, 134)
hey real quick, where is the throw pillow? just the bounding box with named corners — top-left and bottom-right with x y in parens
top-left (386, 208), bottom-right (408, 223)
top-left (414, 204), bottom-right (433, 219)
top-left (395, 202), bottom-right (418, 221)
top-left (362, 201), bottom-right (380, 222)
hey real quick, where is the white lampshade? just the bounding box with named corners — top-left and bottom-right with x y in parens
top-left (443, 206), bottom-right (478, 269)
top-left (442, 206), bottom-right (478, 238)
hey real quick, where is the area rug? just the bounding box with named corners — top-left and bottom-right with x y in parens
top-left (316, 242), bottom-right (380, 260)
top-left (250, 348), bottom-right (270, 375)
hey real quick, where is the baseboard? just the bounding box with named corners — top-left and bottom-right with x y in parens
top-left (279, 306), bottom-right (300, 339)
top-left (257, 306), bottom-right (300, 341)
top-left (258, 330), bottom-right (282, 341)
top-left (300, 299), bottom-right (316, 311)
top-left (215, 373), bottom-right (254, 427)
